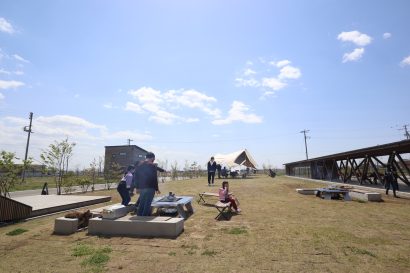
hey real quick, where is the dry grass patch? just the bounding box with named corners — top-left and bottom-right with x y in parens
top-left (1, 175), bottom-right (410, 273)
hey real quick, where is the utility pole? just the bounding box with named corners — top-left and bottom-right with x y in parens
top-left (22, 112), bottom-right (34, 183)
top-left (127, 139), bottom-right (133, 146)
top-left (300, 129), bottom-right (310, 160)
top-left (398, 124), bottom-right (410, 140)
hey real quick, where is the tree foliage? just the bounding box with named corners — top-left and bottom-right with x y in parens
top-left (40, 138), bottom-right (76, 195)
top-left (0, 151), bottom-right (31, 197)
top-left (103, 162), bottom-right (122, 190)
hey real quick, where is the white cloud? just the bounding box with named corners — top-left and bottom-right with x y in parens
top-left (261, 77), bottom-right (286, 90)
top-left (174, 89), bottom-right (220, 118)
top-left (128, 86), bottom-right (162, 104)
top-left (337, 30), bottom-right (372, 46)
top-left (124, 101), bottom-right (143, 113)
top-left (235, 77), bottom-right (260, 88)
top-left (243, 68), bottom-right (256, 76)
top-left (276, 60), bottom-right (291, 68)
top-left (400, 55), bottom-right (410, 67)
top-left (236, 58), bottom-right (302, 96)
top-left (13, 54), bottom-right (30, 63)
top-left (0, 17), bottom-right (14, 34)
top-left (0, 80), bottom-right (25, 89)
top-left (0, 68), bottom-right (11, 75)
top-left (74, 94), bottom-right (80, 99)
top-left (383, 32), bottom-right (391, 39)
top-left (14, 70), bottom-right (24, 75)
top-left (278, 65), bottom-right (301, 79)
top-left (127, 87), bottom-right (220, 124)
top-left (212, 101), bottom-right (262, 125)
top-left (342, 48), bottom-right (365, 63)
top-left (0, 92), bottom-right (4, 100)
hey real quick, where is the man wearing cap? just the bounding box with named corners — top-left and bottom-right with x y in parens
top-left (134, 152), bottom-right (161, 216)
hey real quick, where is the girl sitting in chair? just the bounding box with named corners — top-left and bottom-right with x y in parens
top-left (219, 181), bottom-right (241, 213)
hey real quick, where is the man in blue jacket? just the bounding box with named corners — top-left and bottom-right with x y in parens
top-left (207, 156), bottom-right (217, 186)
top-left (134, 152), bottom-right (161, 216)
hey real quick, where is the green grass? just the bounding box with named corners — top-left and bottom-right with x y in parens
top-left (10, 176), bottom-right (107, 191)
top-left (343, 246), bottom-right (377, 257)
top-left (72, 244), bottom-right (94, 257)
top-left (226, 227), bottom-right (248, 235)
top-left (81, 252), bottom-right (110, 267)
top-left (201, 249), bottom-right (217, 257)
top-left (6, 228), bottom-right (28, 236)
top-left (72, 244), bottom-right (112, 271)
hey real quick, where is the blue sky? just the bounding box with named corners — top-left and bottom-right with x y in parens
top-left (0, 0), bottom-right (409, 170)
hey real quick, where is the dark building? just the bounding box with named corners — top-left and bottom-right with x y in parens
top-left (104, 145), bottom-right (148, 172)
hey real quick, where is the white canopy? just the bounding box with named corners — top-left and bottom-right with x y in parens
top-left (214, 149), bottom-right (257, 169)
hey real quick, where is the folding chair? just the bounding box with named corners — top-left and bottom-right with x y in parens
top-left (214, 201), bottom-right (232, 220)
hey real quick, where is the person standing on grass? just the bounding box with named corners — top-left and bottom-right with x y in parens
top-left (385, 166), bottom-right (399, 198)
top-left (117, 165), bottom-right (134, 206)
top-left (134, 152), bottom-right (161, 216)
top-left (218, 181), bottom-right (241, 213)
top-left (207, 156), bottom-right (217, 186)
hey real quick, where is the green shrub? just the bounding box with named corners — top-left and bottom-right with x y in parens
top-left (6, 228), bottom-right (28, 236)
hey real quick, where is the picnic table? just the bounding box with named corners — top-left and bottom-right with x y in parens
top-left (151, 196), bottom-right (194, 219)
top-left (316, 188), bottom-right (352, 201)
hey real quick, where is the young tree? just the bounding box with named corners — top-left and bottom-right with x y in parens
top-left (170, 161), bottom-right (179, 181)
top-left (40, 138), bottom-right (76, 195)
top-left (103, 162), bottom-right (123, 190)
top-left (89, 158), bottom-right (97, 191)
top-left (98, 156), bottom-right (104, 177)
top-left (0, 151), bottom-right (31, 197)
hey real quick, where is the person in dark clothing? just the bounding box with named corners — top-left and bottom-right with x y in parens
top-left (133, 160), bottom-right (143, 209)
top-left (134, 152), bottom-right (161, 216)
top-left (384, 166), bottom-right (399, 198)
top-left (117, 165), bottom-right (134, 206)
top-left (216, 164), bottom-right (222, 179)
top-left (207, 156), bottom-right (217, 186)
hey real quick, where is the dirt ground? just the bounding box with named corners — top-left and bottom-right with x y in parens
top-left (1, 175), bottom-right (410, 273)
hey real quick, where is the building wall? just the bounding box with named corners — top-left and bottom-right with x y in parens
top-left (104, 145), bottom-right (148, 172)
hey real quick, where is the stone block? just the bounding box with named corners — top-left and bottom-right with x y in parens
top-left (99, 204), bottom-right (134, 220)
top-left (296, 188), bottom-right (317, 195)
top-left (350, 191), bottom-right (381, 202)
top-left (54, 217), bottom-right (78, 235)
top-left (88, 215), bottom-right (184, 238)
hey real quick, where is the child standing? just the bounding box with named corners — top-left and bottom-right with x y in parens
top-left (117, 165), bottom-right (134, 205)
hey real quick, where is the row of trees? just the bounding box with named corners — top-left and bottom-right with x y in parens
top-left (0, 138), bottom-right (124, 197)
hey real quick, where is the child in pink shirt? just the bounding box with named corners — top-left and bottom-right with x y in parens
top-left (218, 181), bottom-right (241, 213)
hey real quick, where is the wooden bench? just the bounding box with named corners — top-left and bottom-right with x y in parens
top-left (198, 192), bottom-right (219, 204)
top-left (214, 201), bottom-right (232, 220)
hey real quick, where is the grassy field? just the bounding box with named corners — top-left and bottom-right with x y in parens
top-left (1, 175), bottom-right (410, 273)
top-left (10, 176), bottom-right (107, 191)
